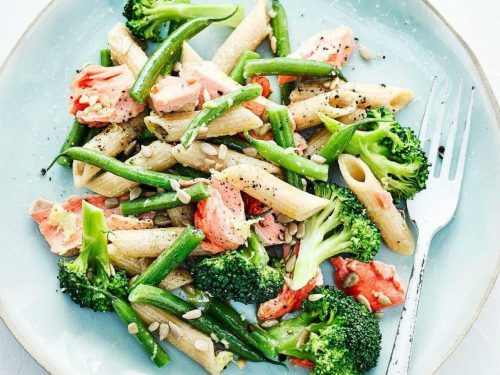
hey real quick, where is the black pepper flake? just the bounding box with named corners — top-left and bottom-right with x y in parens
top-left (380, 83), bottom-right (387, 87)
top-left (40, 168), bottom-right (47, 175)
top-left (354, 37), bottom-right (359, 41)
top-left (438, 145), bottom-right (445, 158)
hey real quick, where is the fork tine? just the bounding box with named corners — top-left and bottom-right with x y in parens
top-left (440, 80), bottom-right (463, 177)
top-left (418, 76), bottom-right (438, 143)
top-left (454, 87), bottom-right (475, 183)
top-left (428, 80), bottom-right (449, 175)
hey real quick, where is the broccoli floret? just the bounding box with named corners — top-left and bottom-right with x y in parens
top-left (341, 107), bottom-right (429, 201)
top-left (58, 201), bottom-right (128, 312)
top-left (191, 231), bottom-right (283, 304)
top-left (123, 0), bottom-right (243, 42)
top-left (292, 183), bottom-right (380, 290)
top-left (267, 286), bottom-right (382, 374)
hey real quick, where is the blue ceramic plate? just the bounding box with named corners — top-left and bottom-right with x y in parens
top-left (0, 0), bottom-right (499, 374)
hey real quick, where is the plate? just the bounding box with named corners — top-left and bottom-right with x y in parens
top-left (0, 0), bottom-right (499, 374)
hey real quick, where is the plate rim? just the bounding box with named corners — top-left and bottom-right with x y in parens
top-left (0, 1), bottom-right (498, 374)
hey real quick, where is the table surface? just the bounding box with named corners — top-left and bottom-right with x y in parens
top-left (0, 0), bottom-right (499, 374)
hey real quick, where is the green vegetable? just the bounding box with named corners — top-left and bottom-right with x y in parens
top-left (230, 51), bottom-right (260, 84)
top-left (159, 20), bottom-right (184, 76)
top-left (210, 135), bottom-right (251, 153)
top-left (56, 119), bottom-right (90, 168)
top-left (243, 58), bottom-right (346, 81)
top-left (319, 107), bottom-right (430, 201)
top-left (267, 105), bottom-right (303, 189)
top-left (100, 49), bottom-right (113, 67)
top-left (186, 290), bottom-right (279, 358)
top-left (267, 286), bottom-right (382, 374)
top-left (58, 201), bottom-right (169, 367)
top-left (112, 298), bottom-right (170, 367)
top-left (245, 130), bottom-right (329, 182)
top-left (292, 182), bottom-right (381, 290)
top-left (318, 117), bottom-right (392, 164)
top-left (47, 147), bottom-right (190, 190)
top-left (130, 226), bottom-right (204, 289)
top-left (169, 164), bottom-right (210, 179)
top-left (84, 128), bottom-right (100, 144)
top-left (180, 84), bottom-right (262, 148)
top-left (124, 0), bottom-right (243, 41)
top-left (120, 183), bottom-right (210, 216)
top-left (138, 128), bottom-right (158, 143)
top-left (128, 285), bottom-right (271, 362)
top-left (130, 12), bottom-right (238, 104)
top-left (191, 231), bottom-right (284, 304)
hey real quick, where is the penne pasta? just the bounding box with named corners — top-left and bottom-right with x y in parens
top-left (72, 115), bottom-right (145, 188)
top-left (167, 205), bottom-right (195, 227)
top-left (212, 0), bottom-right (270, 74)
top-left (289, 79), bottom-right (334, 102)
top-left (219, 164), bottom-right (330, 221)
top-left (341, 82), bottom-right (414, 112)
top-left (108, 227), bottom-right (209, 258)
top-left (145, 107), bottom-right (263, 142)
top-left (132, 303), bottom-right (233, 375)
top-left (337, 108), bottom-right (367, 124)
top-left (338, 154), bottom-right (414, 255)
top-left (85, 141), bottom-right (176, 197)
top-left (304, 127), bottom-right (331, 157)
top-left (172, 141), bottom-right (281, 175)
top-left (108, 23), bottom-right (147, 77)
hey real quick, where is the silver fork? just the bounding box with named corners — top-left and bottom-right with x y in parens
top-left (386, 77), bottom-right (475, 375)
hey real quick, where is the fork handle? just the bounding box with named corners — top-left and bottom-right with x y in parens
top-left (386, 230), bottom-right (433, 375)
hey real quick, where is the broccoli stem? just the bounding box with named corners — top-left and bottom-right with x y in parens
top-left (128, 285), bottom-right (269, 362)
top-left (246, 230), bottom-right (270, 267)
top-left (82, 201), bottom-right (111, 277)
top-left (244, 130), bottom-right (329, 182)
top-left (130, 226), bottom-right (204, 290)
top-left (119, 183), bottom-right (210, 216)
top-left (112, 298), bottom-right (170, 367)
top-left (230, 51), bottom-right (260, 84)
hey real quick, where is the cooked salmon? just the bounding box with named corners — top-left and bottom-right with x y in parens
top-left (331, 257), bottom-right (406, 311)
top-left (30, 195), bottom-right (153, 256)
top-left (69, 64), bottom-right (145, 126)
top-left (150, 76), bottom-right (201, 114)
top-left (242, 193), bottom-right (285, 246)
top-left (194, 178), bottom-right (249, 253)
top-left (279, 26), bottom-right (356, 85)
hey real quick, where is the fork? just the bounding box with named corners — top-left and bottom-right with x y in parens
top-left (386, 77), bottom-right (475, 375)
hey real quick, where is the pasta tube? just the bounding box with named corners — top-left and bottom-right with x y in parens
top-left (341, 82), bottom-right (414, 112)
top-left (171, 141), bottom-right (281, 175)
top-left (181, 41), bottom-right (203, 64)
top-left (108, 227), bottom-right (208, 258)
top-left (72, 115), bottom-right (145, 188)
top-left (218, 164), bottom-right (330, 221)
top-left (338, 154), bottom-right (414, 255)
top-left (85, 141), bottom-right (176, 197)
top-left (212, 0), bottom-right (270, 74)
top-left (132, 303), bottom-right (233, 375)
top-left (145, 107), bottom-right (263, 142)
top-left (304, 128), bottom-right (331, 157)
top-left (108, 23), bottom-right (148, 77)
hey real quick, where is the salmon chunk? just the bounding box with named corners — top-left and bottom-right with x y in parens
top-left (150, 76), bottom-right (201, 114)
top-left (69, 64), bottom-right (145, 126)
top-left (194, 178), bottom-right (249, 253)
top-left (279, 26), bottom-right (356, 85)
top-left (30, 195), bottom-right (153, 256)
top-left (242, 193), bottom-right (285, 246)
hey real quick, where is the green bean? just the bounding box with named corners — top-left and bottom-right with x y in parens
top-left (56, 119), bottom-right (90, 168)
top-left (84, 128), bottom-right (100, 143)
top-left (245, 130), bottom-right (329, 182)
top-left (159, 21), bottom-right (184, 76)
top-left (120, 183), bottom-right (209, 216)
top-left (47, 147), bottom-right (190, 190)
top-left (210, 135), bottom-right (251, 153)
top-left (268, 106), bottom-right (303, 189)
top-left (138, 128), bottom-right (158, 143)
top-left (111, 298), bottom-right (170, 367)
top-left (130, 10), bottom-right (238, 104)
top-left (243, 57), bottom-right (346, 81)
top-left (128, 285), bottom-right (269, 362)
top-left (230, 51), bottom-right (260, 85)
top-left (180, 84), bottom-right (262, 148)
top-left (130, 226), bottom-right (204, 290)
top-left (169, 164), bottom-right (210, 179)
top-left (100, 49), bottom-right (113, 67)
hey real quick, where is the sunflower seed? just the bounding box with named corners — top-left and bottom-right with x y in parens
top-left (214, 162), bottom-right (224, 171)
top-left (168, 321), bottom-right (182, 339)
top-left (270, 36), bottom-right (277, 54)
top-left (176, 189), bottom-right (192, 204)
top-left (323, 80), bottom-right (332, 89)
top-left (374, 311), bottom-right (384, 319)
top-left (308, 294), bottom-right (325, 302)
top-left (204, 158), bottom-right (216, 168)
top-left (127, 323), bottom-right (139, 334)
top-left (173, 62), bottom-right (183, 72)
top-left (123, 140), bottom-right (138, 156)
top-left (218, 144), bottom-right (228, 160)
top-left (283, 275), bottom-right (293, 288)
top-left (287, 222), bottom-right (298, 236)
top-left (377, 294), bottom-right (392, 306)
top-left (129, 186), bottom-right (142, 201)
top-left (104, 197), bottom-right (119, 209)
top-left (170, 178), bottom-right (181, 191)
top-left (295, 222), bottom-right (306, 239)
top-left (198, 126), bottom-right (209, 135)
top-left (255, 123), bottom-right (271, 136)
top-left (153, 214), bottom-right (171, 227)
top-left (277, 214), bottom-right (293, 224)
top-left (356, 294), bottom-right (372, 312)
top-left (342, 272), bottom-right (359, 288)
top-left (200, 142), bottom-right (218, 156)
top-left (242, 147), bottom-right (258, 157)
top-left (285, 255), bottom-right (297, 273)
top-left (295, 330), bottom-right (310, 348)
top-left (359, 44), bottom-right (373, 61)
top-left (284, 230), bottom-right (293, 244)
top-left (141, 145), bottom-right (153, 158)
top-left (260, 319), bottom-right (279, 328)
top-left (159, 323), bottom-right (169, 340)
top-left (148, 322), bottom-right (160, 332)
top-left (236, 359), bottom-right (247, 369)
top-left (182, 309), bottom-right (202, 320)
top-left (100, 95), bottom-right (111, 108)
top-left (194, 340), bottom-right (209, 352)
top-left (311, 154), bottom-right (326, 164)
